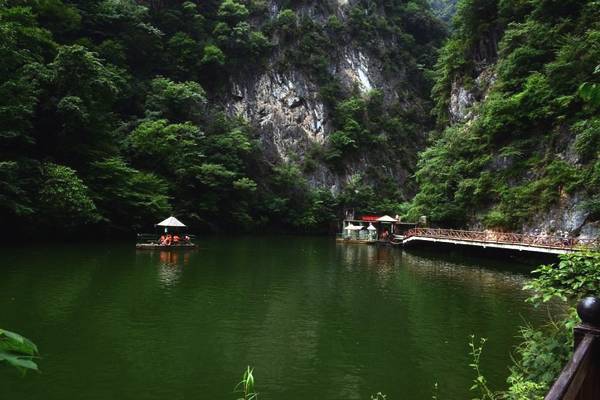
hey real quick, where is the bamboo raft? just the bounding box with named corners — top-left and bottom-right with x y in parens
top-left (135, 243), bottom-right (196, 250)
top-left (136, 233), bottom-right (197, 250)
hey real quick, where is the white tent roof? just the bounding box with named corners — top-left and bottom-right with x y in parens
top-left (376, 215), bottom-right (397, 222)
top-left (156, 216), bottom-right (186, 227)
top-left (367, 223), bottom-right (377, 231)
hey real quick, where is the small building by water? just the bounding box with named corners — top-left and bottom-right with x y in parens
top-left (337, 213), bottom-right (417, 244)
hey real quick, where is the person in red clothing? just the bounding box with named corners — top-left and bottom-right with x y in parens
top-left (173, 234), bottom-right (180, 244)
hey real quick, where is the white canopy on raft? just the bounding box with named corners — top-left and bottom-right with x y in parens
top-left (376, 215), bottom-right (397, 222)
top-left (156, 216), bottom-right (186, 227)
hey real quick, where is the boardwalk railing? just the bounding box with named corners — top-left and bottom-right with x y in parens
top-left (545, 297), bottom-right (600, 400)
top-left (404, 228), bottom-right (600, 251)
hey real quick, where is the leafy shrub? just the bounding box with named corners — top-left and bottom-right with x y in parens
top-left (573, 118), bottom-right (600, 161)
top-left (525, 252), bottom-right (600, 304)
top-left (276, 9), bottom-right (297, 32)
top-left (0, 328), bottom-right (39, 373)
top-left (88, 157), bottom-right (171, 230)
top-left (217, 0), bottom-right (249, 24)
top-left (145, 77), bottom-right (207, 123)
top-left (38, 163), bottom-right (99, 228)
top-left (202, 44), bottom-right (226, 66)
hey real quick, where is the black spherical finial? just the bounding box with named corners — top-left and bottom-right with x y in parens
top-left (577, 297), bottom-right (600, 326)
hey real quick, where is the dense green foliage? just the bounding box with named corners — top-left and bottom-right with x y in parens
top-left (410, 0), bottom-right (600, 229)
top-left (525, 251), bottom-right (600, 304)
top-left (0, 0), bottom-right (445, 236)
top-left (428, 0), bottom-right (458, 24)
top-left (4, 0), bottom-right (595, 234)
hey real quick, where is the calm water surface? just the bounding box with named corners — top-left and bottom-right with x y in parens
top-left (1, 237), bottom-right (550, 399)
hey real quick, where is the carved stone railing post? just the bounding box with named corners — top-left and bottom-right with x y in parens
top-left (545, 297), bottom-right (600, 400)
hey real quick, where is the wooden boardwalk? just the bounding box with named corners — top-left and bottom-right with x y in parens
top-left (402, 228), bottom-right (600, 255)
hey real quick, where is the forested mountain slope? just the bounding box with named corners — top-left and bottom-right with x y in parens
top-left (0, 0), bottom-right (445, 235)
top-left (410, 0), bottom-right (600, 238)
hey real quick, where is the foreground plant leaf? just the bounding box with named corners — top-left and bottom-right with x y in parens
top-left (0, 329), bottom-right (39, 373)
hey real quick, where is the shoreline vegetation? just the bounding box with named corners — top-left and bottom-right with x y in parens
top-left (0, 0), bottom-right (444, 239)
top-left (3, 0), bottom-right (597, 239)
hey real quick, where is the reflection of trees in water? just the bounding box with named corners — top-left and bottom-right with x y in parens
top-left (337, 244), bottom-right (399, 269)
top-left (400, 251), bottom-right (529, 294)
top-left (337, 243), bottom-right (537, 295)
top-left (4, 246), bottom-right (109, 323)
top-left (3, 239), bottom-right (559, 400)
top-left (394, 250), bottom-right (566, 392)
top-left (336, 244), bottom-right (400, 288)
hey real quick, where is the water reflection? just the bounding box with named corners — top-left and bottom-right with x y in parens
top-left (337, 243), bottom-right (400, 269)
top-left (335, 242), bottom-right (533, 294)
top-left (136, 249), bottom-right (193, 288)
top-left (157, 250), bottom-right (191, 267)
top-left (0, 239), bottom-right (557, 400)
top-left (401, 250), bottom-right (530, 293)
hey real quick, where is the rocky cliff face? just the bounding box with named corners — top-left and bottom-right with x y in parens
top-left (221, 0), bottom-right (440, 196)
top-left (447, 30), bottom-right (499, 123)
top-left (448, 66), bottom-right (495, 123)
top-left (226, 48), bottom-right (400, 191)
top-left (228, 70), bottom-right (328, 164)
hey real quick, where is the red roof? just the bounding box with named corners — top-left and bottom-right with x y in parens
top-left (360, 215), bottom-right (381, 222)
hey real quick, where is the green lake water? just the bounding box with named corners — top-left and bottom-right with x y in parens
top-left (1, 237), bottom-right (551, 399)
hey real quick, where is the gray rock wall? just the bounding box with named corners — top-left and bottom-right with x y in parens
top-left (223, 0), bottom-right (420, 195)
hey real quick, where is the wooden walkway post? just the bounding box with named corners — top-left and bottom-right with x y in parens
top-left (545, 297), bottom-right (600, 400)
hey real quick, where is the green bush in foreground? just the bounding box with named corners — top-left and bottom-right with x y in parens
top-left (470, 251), bottom-right (600, 400)
top-left (0, 328), bottom-right (39, 373)
top-left (524, 252), bottom-right (600, 304)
